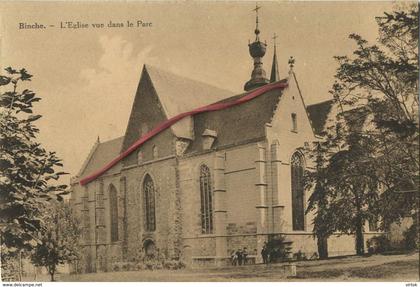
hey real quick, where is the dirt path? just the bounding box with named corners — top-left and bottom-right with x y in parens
top-left (57, 252), bottom-right (419, 282)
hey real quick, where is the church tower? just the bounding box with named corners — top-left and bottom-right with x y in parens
top-left (244, 4), bottom-right (270, 91)
top-left (270, 33), bottom-right (280, 82)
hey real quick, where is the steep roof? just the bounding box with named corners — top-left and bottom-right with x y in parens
top-left (145, 65), bottom-right (235, 118)
top-left (306, 100), bottom-right (334, 135)
top-left (342, 106), bottom-right (370, 133)
top-left (79, 136), bottom-right (124, 178)
top-left (77, 65), bottom-right (336, 181)
top-left (187, 79), bottom-right (287, 153)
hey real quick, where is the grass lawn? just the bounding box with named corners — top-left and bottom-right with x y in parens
top-left (50, 252), bottom-right (419, 282)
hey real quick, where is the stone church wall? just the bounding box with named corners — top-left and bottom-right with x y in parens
top-left (122, 156), bottom-right (179, 262)
top-left (179, 142), bottom-right (262, 266)
top-left (224, 144), bottom-right (260, 258)
top-left (178, 151), bottom-right (215, 260)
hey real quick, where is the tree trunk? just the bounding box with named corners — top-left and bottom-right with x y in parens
top-left (354, 190), bottom-right (365, 256)
top-left (355, 217), bottom-right (365, 255)
top-left (317, 235), bottom-right (329, 259)
top-left (48, 266), bottom-right (56, 282)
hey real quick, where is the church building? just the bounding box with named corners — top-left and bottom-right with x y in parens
top-left (69, 10), bottom-right (381, 272)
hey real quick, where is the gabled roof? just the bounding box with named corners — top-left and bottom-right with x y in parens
top-left (145, 65), bottom-right (235, 118)
top-left (76, 65), bottom-right (337, 182)
top-left (78, 136), bottom-right (124, 178)
top-left (187, 79), bottom-right (288, 153)
top-left (306, 100), bottom-right (334, 135)
top-left (342, 106), bottom-right (371, 133)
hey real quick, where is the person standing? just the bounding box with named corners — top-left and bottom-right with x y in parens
top-left (236, 249), bottom-right (243, 266)
top-left (230, 250), bottom-right (237, 266)
top-left (242, 247), bottom-right (248, 265)
top-left (261, 242), bottom-right (268, 264)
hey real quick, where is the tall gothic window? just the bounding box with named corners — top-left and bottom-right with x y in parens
top-left (291, 113), bottom-right (298, 132)
top-left (291, 152), bottom-right (305, 231)
top-left (199, 165), bottom-right (213, 234)
top-left (143, 174), bottom-right (156, 232)
top-left (109, 184), bottom-right (118, 242)
top-left (109, 184), bottom-right (119, 242)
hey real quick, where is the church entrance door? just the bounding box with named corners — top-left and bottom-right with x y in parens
top-left (143, 239), bottom-right (156, 258)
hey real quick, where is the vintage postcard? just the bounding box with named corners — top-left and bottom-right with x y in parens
top-left (0, 0), bottom-right (418, 284)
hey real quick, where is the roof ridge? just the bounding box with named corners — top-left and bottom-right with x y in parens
top-left (75, 139), bottom-right (100, 179)
top-left (144, 64), bottom-right (236, 95)
top-left (291, 71), bottom-right (318, 138)
top-left (214, 78), bottom-right (288, 104)
top-left (100, 136), bottom-right (125, 145)
top-left (308, 99), bottom-right (334, 107)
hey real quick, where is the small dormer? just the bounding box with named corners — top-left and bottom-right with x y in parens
top-left (202, 129), bottom-right (217, 150)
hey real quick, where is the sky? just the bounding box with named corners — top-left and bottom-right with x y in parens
top-left (0, 1), bottom-right (399, 184)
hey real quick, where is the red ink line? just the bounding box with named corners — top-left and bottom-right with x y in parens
top-left (79, 81), bottom-right (288, 186)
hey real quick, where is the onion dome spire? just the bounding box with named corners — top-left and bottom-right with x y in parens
top-left (244, 4), bottom-right (270, 91)
top-left (270, 33), bottom-right (280, 83)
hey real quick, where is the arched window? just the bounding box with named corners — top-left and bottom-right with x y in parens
top-left (143, 174), bottom-right (156, 232)
top-left (199, 165), bottom-right (213, 234)
top-left (109, 184), bottom-right (119, 242)
top-left (291, 152), bottom-right (305, 231)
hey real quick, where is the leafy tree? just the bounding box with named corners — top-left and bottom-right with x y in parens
top-left (0, 68), bottom-right (68, 261)
top-left (31, 202), bottom-right (81, 281)
top-left (306, 5), bottom-right (418, 256)
top-left (333, 5), bottom-right (418, 228)
top-left (306, 105), bottom-right (381, 256)
top-left (305, 142), bottom-right (336, 259)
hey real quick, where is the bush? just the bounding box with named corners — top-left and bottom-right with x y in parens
top-left (111, 262), bottom-right (138, 272)
top-left (163, 260), bottom-right (186, 270)
top-left (294, 250), bottom-right (308, 261)
top-left (266, 235), bottom-right (293, 263)
top-left (403, 224), bottom-right (419, 251)
top-left (133, 262), bottom-right (146, 270)
top-left (367, 235), bottom-right (392, 254)
top-left (110, 258), bottom-right (185, 272)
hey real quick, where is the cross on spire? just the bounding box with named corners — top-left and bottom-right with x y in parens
top-left (252, 3), bottom-right (261, 40)
top-left (270, 33), bottom-right (280, 83)
top-left (272, 33), bottom-right (278, 46)
top-left (244, 3), bottom-right (269, 91)
top-left (252, 3), bottom-right (261, 16)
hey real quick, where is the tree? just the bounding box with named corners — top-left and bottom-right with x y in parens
top-left (31, 202), bottom-right (81, 281)
top-left (305, 105), bottom-right (381, 256)
top-left (333, 5), bottom-right (418, 228)
top-left (305, 142), bottom-right (336, 259)
top-left (0, 68), bottom-right (68, 261)
top-left (306, 4), bottom-right (418, 256)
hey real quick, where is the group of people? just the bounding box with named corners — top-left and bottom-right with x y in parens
top-left (229, 243), bottom-right (275, 265)
top-left (230, 247), bottom-right (248, 266)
